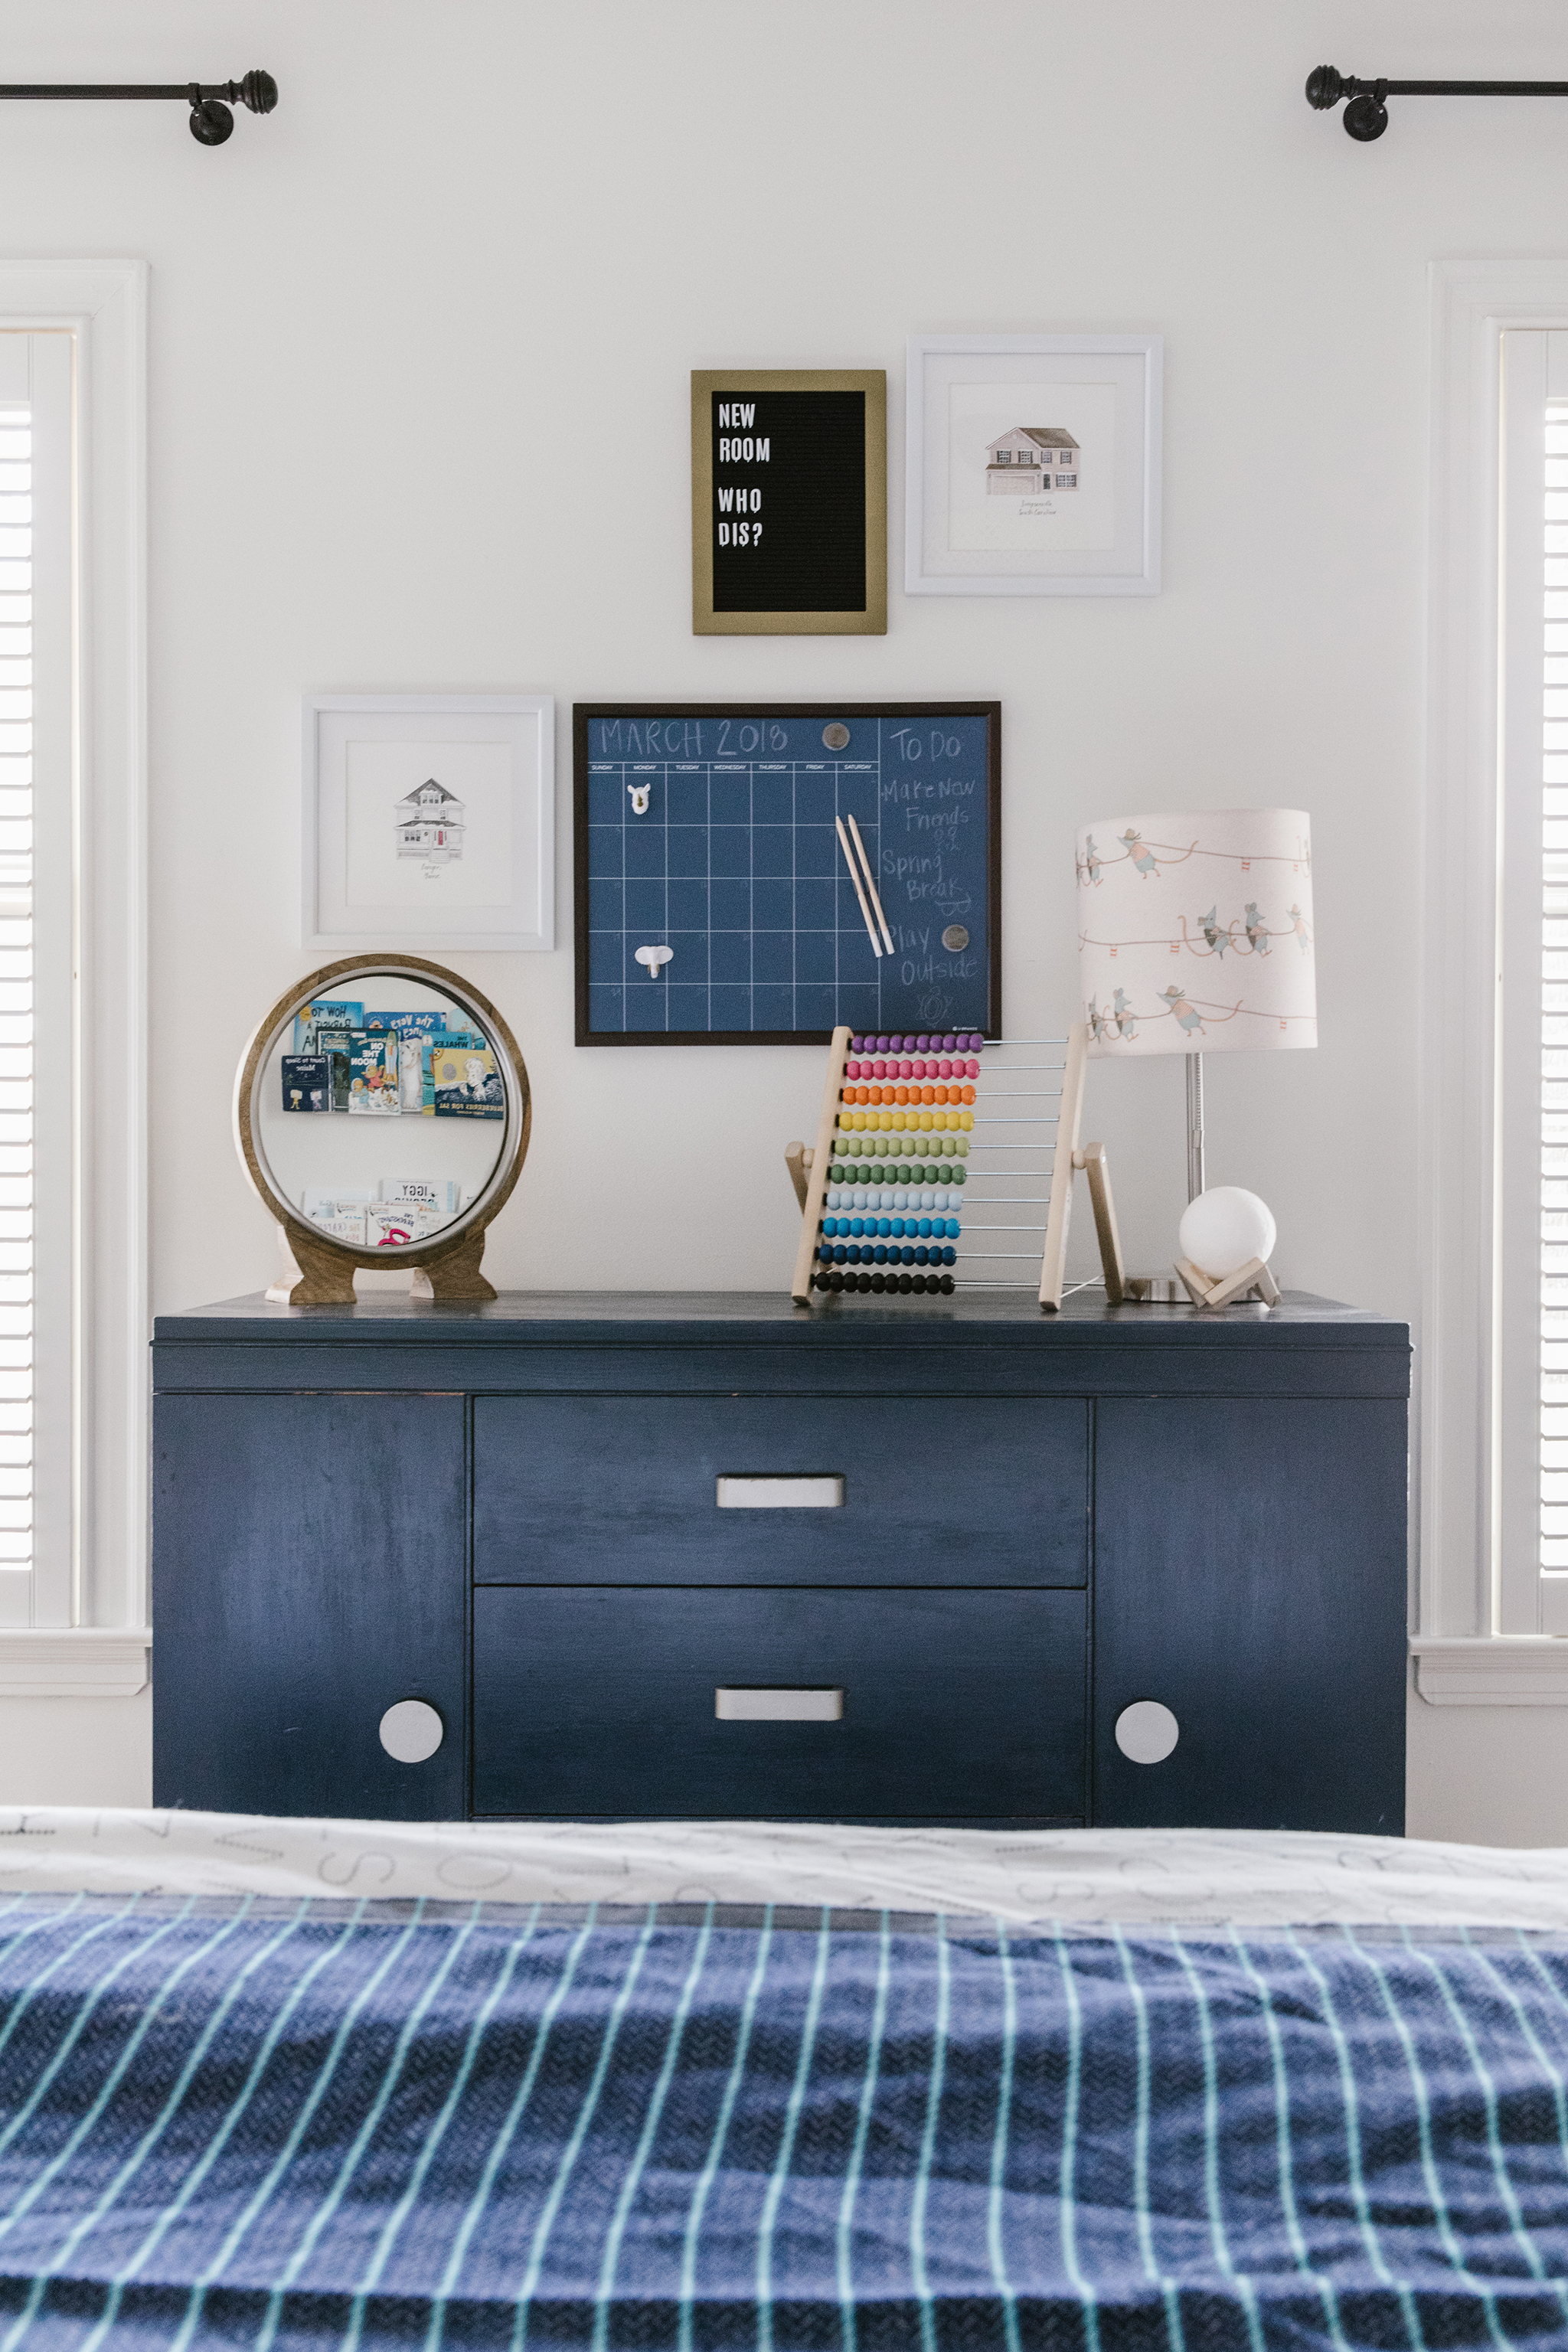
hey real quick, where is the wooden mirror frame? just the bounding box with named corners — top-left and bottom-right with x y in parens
top-left (234, 952), bottom-right (531, 1305)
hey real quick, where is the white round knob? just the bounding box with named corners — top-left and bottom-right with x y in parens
top-left (379, 1699), bottom-right (444, 1764)
top-left (1115, 1700), bottom-right (1180, 1765)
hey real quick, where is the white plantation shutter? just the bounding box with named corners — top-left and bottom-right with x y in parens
top-left (0, 334), bottom-right (72, 1628)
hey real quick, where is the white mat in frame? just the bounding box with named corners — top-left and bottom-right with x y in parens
top-left (906, 332), bottom-right (1161, 597)
top-left (302, 693), bottom-right (555, 952)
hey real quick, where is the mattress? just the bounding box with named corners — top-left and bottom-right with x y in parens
top-left (2, 1812), bottom-right (1567, 2348)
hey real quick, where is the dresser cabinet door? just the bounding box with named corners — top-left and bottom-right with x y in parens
top-left (1092, 1399), bottom-right (1406, 1834)
top-left (472, 1586), bottom-right (1086, 1821)
top-left (153, 1394), bottom-right (467, 1820)
top-left (474, 1396), bottom-right (1088, 1586)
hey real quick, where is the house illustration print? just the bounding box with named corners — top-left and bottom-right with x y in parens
top-left (985, 426), bottom-right (1080, 495)
top-left (394, 779), bottom-right (466, 864)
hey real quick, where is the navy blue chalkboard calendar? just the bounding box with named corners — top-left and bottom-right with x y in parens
top-left (574, 702), bottom-right (1001, 1046)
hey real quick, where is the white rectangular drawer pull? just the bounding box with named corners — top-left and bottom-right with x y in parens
top-left (716, 1687), bottom-right (844, 1722)
top-left (716, 1475), bottom-right (845, 1509)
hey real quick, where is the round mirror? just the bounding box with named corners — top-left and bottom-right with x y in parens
top-left (234, 954), bottom-right (530, 1302)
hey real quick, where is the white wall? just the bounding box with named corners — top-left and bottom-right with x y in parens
top-left (2, 0), bottom-right (1566, 1831)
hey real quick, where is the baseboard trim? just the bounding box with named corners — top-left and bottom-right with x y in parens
top-left (0, 1628), bottom-right (150, 1697)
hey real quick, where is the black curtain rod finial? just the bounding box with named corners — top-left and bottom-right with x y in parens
top-left (237, 70), bottom-right (278, 116)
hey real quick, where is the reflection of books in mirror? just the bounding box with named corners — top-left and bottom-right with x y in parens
top-left (364, 1010), bottom-right (448, 1036)
top-left (429, 1039), bottom-right (504, 1118)
top-left (382, 1179), bottom-right (460, 1212)
top-left (305, 1202), bottom-right (369, 1247)
top-left (347, 1034), bottom-right (400, 1115)
top-left (281, 1055), bottom-right (329, 1113)
top-left (292, 999), bottom-right (364, 1053)
top-left (303, 1187), bottom-right (374, 1216)
top-left (317, 1024), bottom-right (364, 1112)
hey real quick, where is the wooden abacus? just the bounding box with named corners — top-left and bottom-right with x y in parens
top-left (786, 1020), bottom-right (1126, 1309)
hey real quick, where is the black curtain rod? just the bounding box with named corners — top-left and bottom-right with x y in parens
top-left (1308, 63), bottom-right (1568, 141)
top-left (0, 70), bottom-right (276, 145)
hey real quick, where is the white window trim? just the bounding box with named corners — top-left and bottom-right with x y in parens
top-left (0, 263), bottom-right (147, 1693)
top-left (1419, 258), bottom-right (1568, 1702)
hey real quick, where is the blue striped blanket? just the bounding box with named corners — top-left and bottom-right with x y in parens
top-left (0, 1896), bottom-right (1566, 2348)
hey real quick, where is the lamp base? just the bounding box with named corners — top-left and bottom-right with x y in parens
top-left (1119, 1276), bottom-right (1188, 1303)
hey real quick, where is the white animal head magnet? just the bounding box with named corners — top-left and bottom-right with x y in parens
top-left (635, 945), bottom-right (675, 979)
top-left (628, 782), bottom-right (652, 815)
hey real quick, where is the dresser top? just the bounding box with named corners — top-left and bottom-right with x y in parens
top-left (155, 1288), bottom-right (1406, 1351)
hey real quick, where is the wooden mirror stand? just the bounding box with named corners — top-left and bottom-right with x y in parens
top-left (234, 953), bottom-right (531, 1306)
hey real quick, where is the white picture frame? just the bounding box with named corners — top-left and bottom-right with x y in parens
top-left (302, 694), bottom-right (555, 952)
top-left (905, 332), bottom-right (1161, 597)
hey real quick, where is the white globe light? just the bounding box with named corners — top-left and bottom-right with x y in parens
top-left (1178, 1186), bottom-right (1277, 1279)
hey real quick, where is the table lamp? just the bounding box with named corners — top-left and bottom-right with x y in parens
top-left (1075, 807), bottom-right (1315, 1298)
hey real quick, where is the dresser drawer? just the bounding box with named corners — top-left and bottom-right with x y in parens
top-left (472, 1586), bottom-right (1086, 1820)
top-left (473, 1396), bottom-right (1087, 1586)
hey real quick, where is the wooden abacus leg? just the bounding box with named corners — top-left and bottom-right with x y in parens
top-left (1072, 1142), bottom-right (1127, 1305)
top-left (784, 1142), bottom-right (812, 1212)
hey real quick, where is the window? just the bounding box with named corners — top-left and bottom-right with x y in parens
top-left (1057, 473), bottom-right (1077, 488)
top-left (1493, 330), bottom-right (1568, 1635)
top-left (995, 449), bottom-right (1011, 464)
top-left (0, 335), bottom-right (70, 1628)
top-left (0, 263), bottom-right (145, 1681)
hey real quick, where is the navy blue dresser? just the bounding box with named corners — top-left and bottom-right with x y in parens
top-left (151, 1291), bottom-right (1410, 1832)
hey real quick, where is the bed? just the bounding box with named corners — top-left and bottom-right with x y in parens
top-left (2, 1811), bottom-right (1567, 2349)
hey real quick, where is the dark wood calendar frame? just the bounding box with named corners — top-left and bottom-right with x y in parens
top-left (573, 701), bottom-right (1001, 1049)
top-left (691, 370), bottom-right (887, 635)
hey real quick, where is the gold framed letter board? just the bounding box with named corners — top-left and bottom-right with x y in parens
top-left (691, 370), bottom-right (887, 636)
